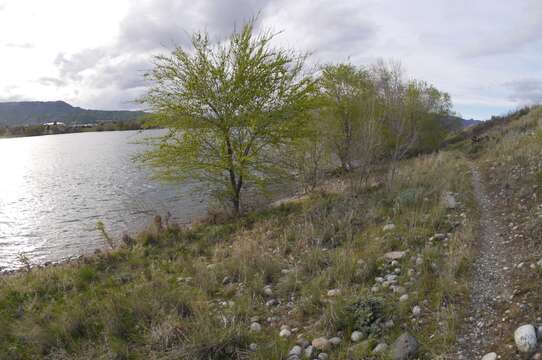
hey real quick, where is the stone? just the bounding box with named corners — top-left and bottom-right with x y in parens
top-left (327, 288), bottom-right (341, 297)
top-left (384, 251), bottom-right (406, 261)
top-left (399, 294), bottom-right (409, 302)
top-left (390, 332), bottom-right (419, 360)
top-left (289, 345), bottom-right (303, 356)
top-left (383, 224), bottom-right (396, 232)
top-left (312, 337), bottom-right (331, 351)
top-left (318, 353), bottom-right (329, 360)
top-left (412, 306), bottom-right (421, 317)
top-left (249, 343), bottom-right (258, 351)
top-left (329, 337), bottom-right (342, 346)
top-left (481, 353), bottom-right (497, 360)
top-left (443, 192), bottom-right (457, 209)
top-left (304, 345), bottom-right (315, 358)
top-left (514, 324), bottom-right (537, 353)
top-left (351, 330), bottom-right (364, 342)
top-left (250, 322), bottom-right (262, 332)
top-left (280, 329), bottom-right (292, 338)
top-left (263, 285), bottom-right (273, 296)
top-left (373, 342), bottom-right (388, 354)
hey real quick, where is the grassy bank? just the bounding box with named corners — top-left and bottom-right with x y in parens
top-left (0, 151), bottom-right (476, 359)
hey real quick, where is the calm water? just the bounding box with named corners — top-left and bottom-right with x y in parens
top-left (0, 130), bottom-right (208, 271)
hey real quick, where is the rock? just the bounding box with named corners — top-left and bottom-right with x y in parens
top-left (514, 324), bottom-right (537, 353)
top-left (383, 224), bottom-right (396, 232)
top-left (443, 192), bottom-right (457, 209)
top-left (280, 329), bottom-right (292, 338)
top-left (250, 322), bottom-right (262, 332)
top-left (266, 299), bottom-right (278, 307)
top-left (351, 331), bottom-right (364, 342)
top-left (412, 306), bottom-right (421, 317)
top-left (373, 342), bottom-right (388, 354)
top-left (318, 353), bottom-right (329, 360)
top-left (533, 353), bottom-right (542, 360)
top-left (304, 345), bottom-right (315, 358)
top-left (329, 337), bottom-right (342, 346)
top-left (537, 325), bottom-right (542, 339)
top-left (263, 285), bottom-right (273, 296)
top-left (399, 294), bottom-right (409, 302)
top-left (289, 345), bottom-right (303, 356)
top-left (481, 353), bottom-right (497, 360)
top-left (312, 337), bottom-right (331, 351)
top-left (327, 289), bottom-right (341, 297)
top-left (384, 251), bottom-right (406, 261)
top-left (371, 285), bottom-right (380, 293)
top-left (390, 332), bottom-right (419, 360)
top-left (249, 343), bottom-right (258, 351)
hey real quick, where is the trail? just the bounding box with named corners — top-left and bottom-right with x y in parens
top-left (456, 164), bottom-right (514, 359)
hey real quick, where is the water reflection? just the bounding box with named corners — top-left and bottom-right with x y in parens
top-left (0, 130), bottom-right (207, 270)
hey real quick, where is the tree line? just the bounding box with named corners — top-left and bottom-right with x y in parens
top-left (140, 20), bottom-right (455, 215)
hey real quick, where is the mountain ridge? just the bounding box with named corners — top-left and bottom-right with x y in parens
top-left (0, 101), bottom-right (145, 126)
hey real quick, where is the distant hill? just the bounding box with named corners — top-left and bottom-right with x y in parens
top-left (462, 118), bottom-right (482, 127)
top-left (0, 101), bottom-right (145, 126)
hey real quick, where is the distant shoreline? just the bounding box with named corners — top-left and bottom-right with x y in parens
top-left (0, 121), bottom-right (154, 139)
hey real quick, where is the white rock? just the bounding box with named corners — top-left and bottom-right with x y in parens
top-left (327, 288), bottom-right (341, 297)
top-left (351, 331), bottom-right (364, 342)
top-left (383, 224), bottom-right (396, 232)
top-left (399, 294), bottom-right (409, 302)
top-left (481, 353), bottom-right (497, 360)
top-left (249, 343), bottom-right (258, 351)
top-left (263, 286), bottom-right (273, 296)
top-left (514, 324), bottom-right (537, 353)
top-left (412, 306), bottom-right (422, 317)
top-left (384, 251), bottom-right (406, 261)
top-left (250, 322), bottom-right (262, 332)
top-left (279, 329), bottom-right (292, 338)
top-left (373, 343), bottom-right (388, 354)
top-left (318, 353), bottom-right (329, 360)
top-left (329, 337), bottom-right (341, 346)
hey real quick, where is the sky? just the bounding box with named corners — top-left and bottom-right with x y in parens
top-left (1, 0), bottom-right (542, 120)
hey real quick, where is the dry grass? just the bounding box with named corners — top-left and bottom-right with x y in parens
top-left (0, 151), bottom-right (477, 359)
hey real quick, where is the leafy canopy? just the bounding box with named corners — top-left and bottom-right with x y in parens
top-left (139, 20), bottom-right (317, 213)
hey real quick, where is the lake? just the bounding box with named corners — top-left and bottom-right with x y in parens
top-left (0, 130), bottom-right (208, 271)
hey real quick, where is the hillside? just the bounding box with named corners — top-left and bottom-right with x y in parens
top-left (0, 101), bottom-right (145, 126)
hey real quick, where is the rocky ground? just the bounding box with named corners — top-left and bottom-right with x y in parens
top-left (458, 160), bottom-right (542, 359)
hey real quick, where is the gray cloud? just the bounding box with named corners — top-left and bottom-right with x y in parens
top-left (505, 79), bottom-right (542, 105)
top-left (37, 77), bottom-right (67, 87)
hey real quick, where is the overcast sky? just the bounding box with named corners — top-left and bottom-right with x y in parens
top-left (1, 0), bottom-right (542, 119)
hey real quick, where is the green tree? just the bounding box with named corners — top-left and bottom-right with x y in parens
top-left (139, 20), bottom-right (317, 215)
top-left (320, 63), bottom-right (375, 172)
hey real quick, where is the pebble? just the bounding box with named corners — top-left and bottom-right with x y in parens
top-left (304, 345), bottom-right (315, 358)
top-left (351, 331), bottom-right (364, 342)
top-left (399, 294), bottom-right (409, 302)
top-left (514, 324), bottom-right (537, 353)
top-left (279, 329), bottom-right (292, 338)
top-left (481, 353), bottom-right (497, 360)
top-left (318, 353), bottom-right (329, 360)
top-left (288, 345), bottom-right (303, 356)
top-left (312, 337), bottom-right (331, 350)
top-left (373, 342), bottom-right (388, 354)
top-left (383, 224), bottom-right (396, 231)
top-left (329, 337), bottom-right (341, 346)
top-left (327, 289), bottom-right (341, 297)
top-left (250, 322), bottom-right (261, 332)
top-left (249, 343), bottom-right (258, 351)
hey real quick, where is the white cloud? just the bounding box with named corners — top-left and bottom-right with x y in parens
top-left (1, 0), bottom-right (542, 118)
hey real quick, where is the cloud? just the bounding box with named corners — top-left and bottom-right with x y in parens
top-left (5, 42), bottom-right (34, 49)
top-left (505, 79), bottom-right (542, 105)
top-left (37, 77), bottom-right (67, 87)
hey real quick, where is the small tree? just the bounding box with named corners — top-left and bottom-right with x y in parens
top-left (140, 20), bottom-right (317, 215)
top-left (320, 63), bottom-right (374, 172)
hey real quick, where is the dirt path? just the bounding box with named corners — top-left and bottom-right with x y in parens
top-left (456, 164), bottom-right (514, 359)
